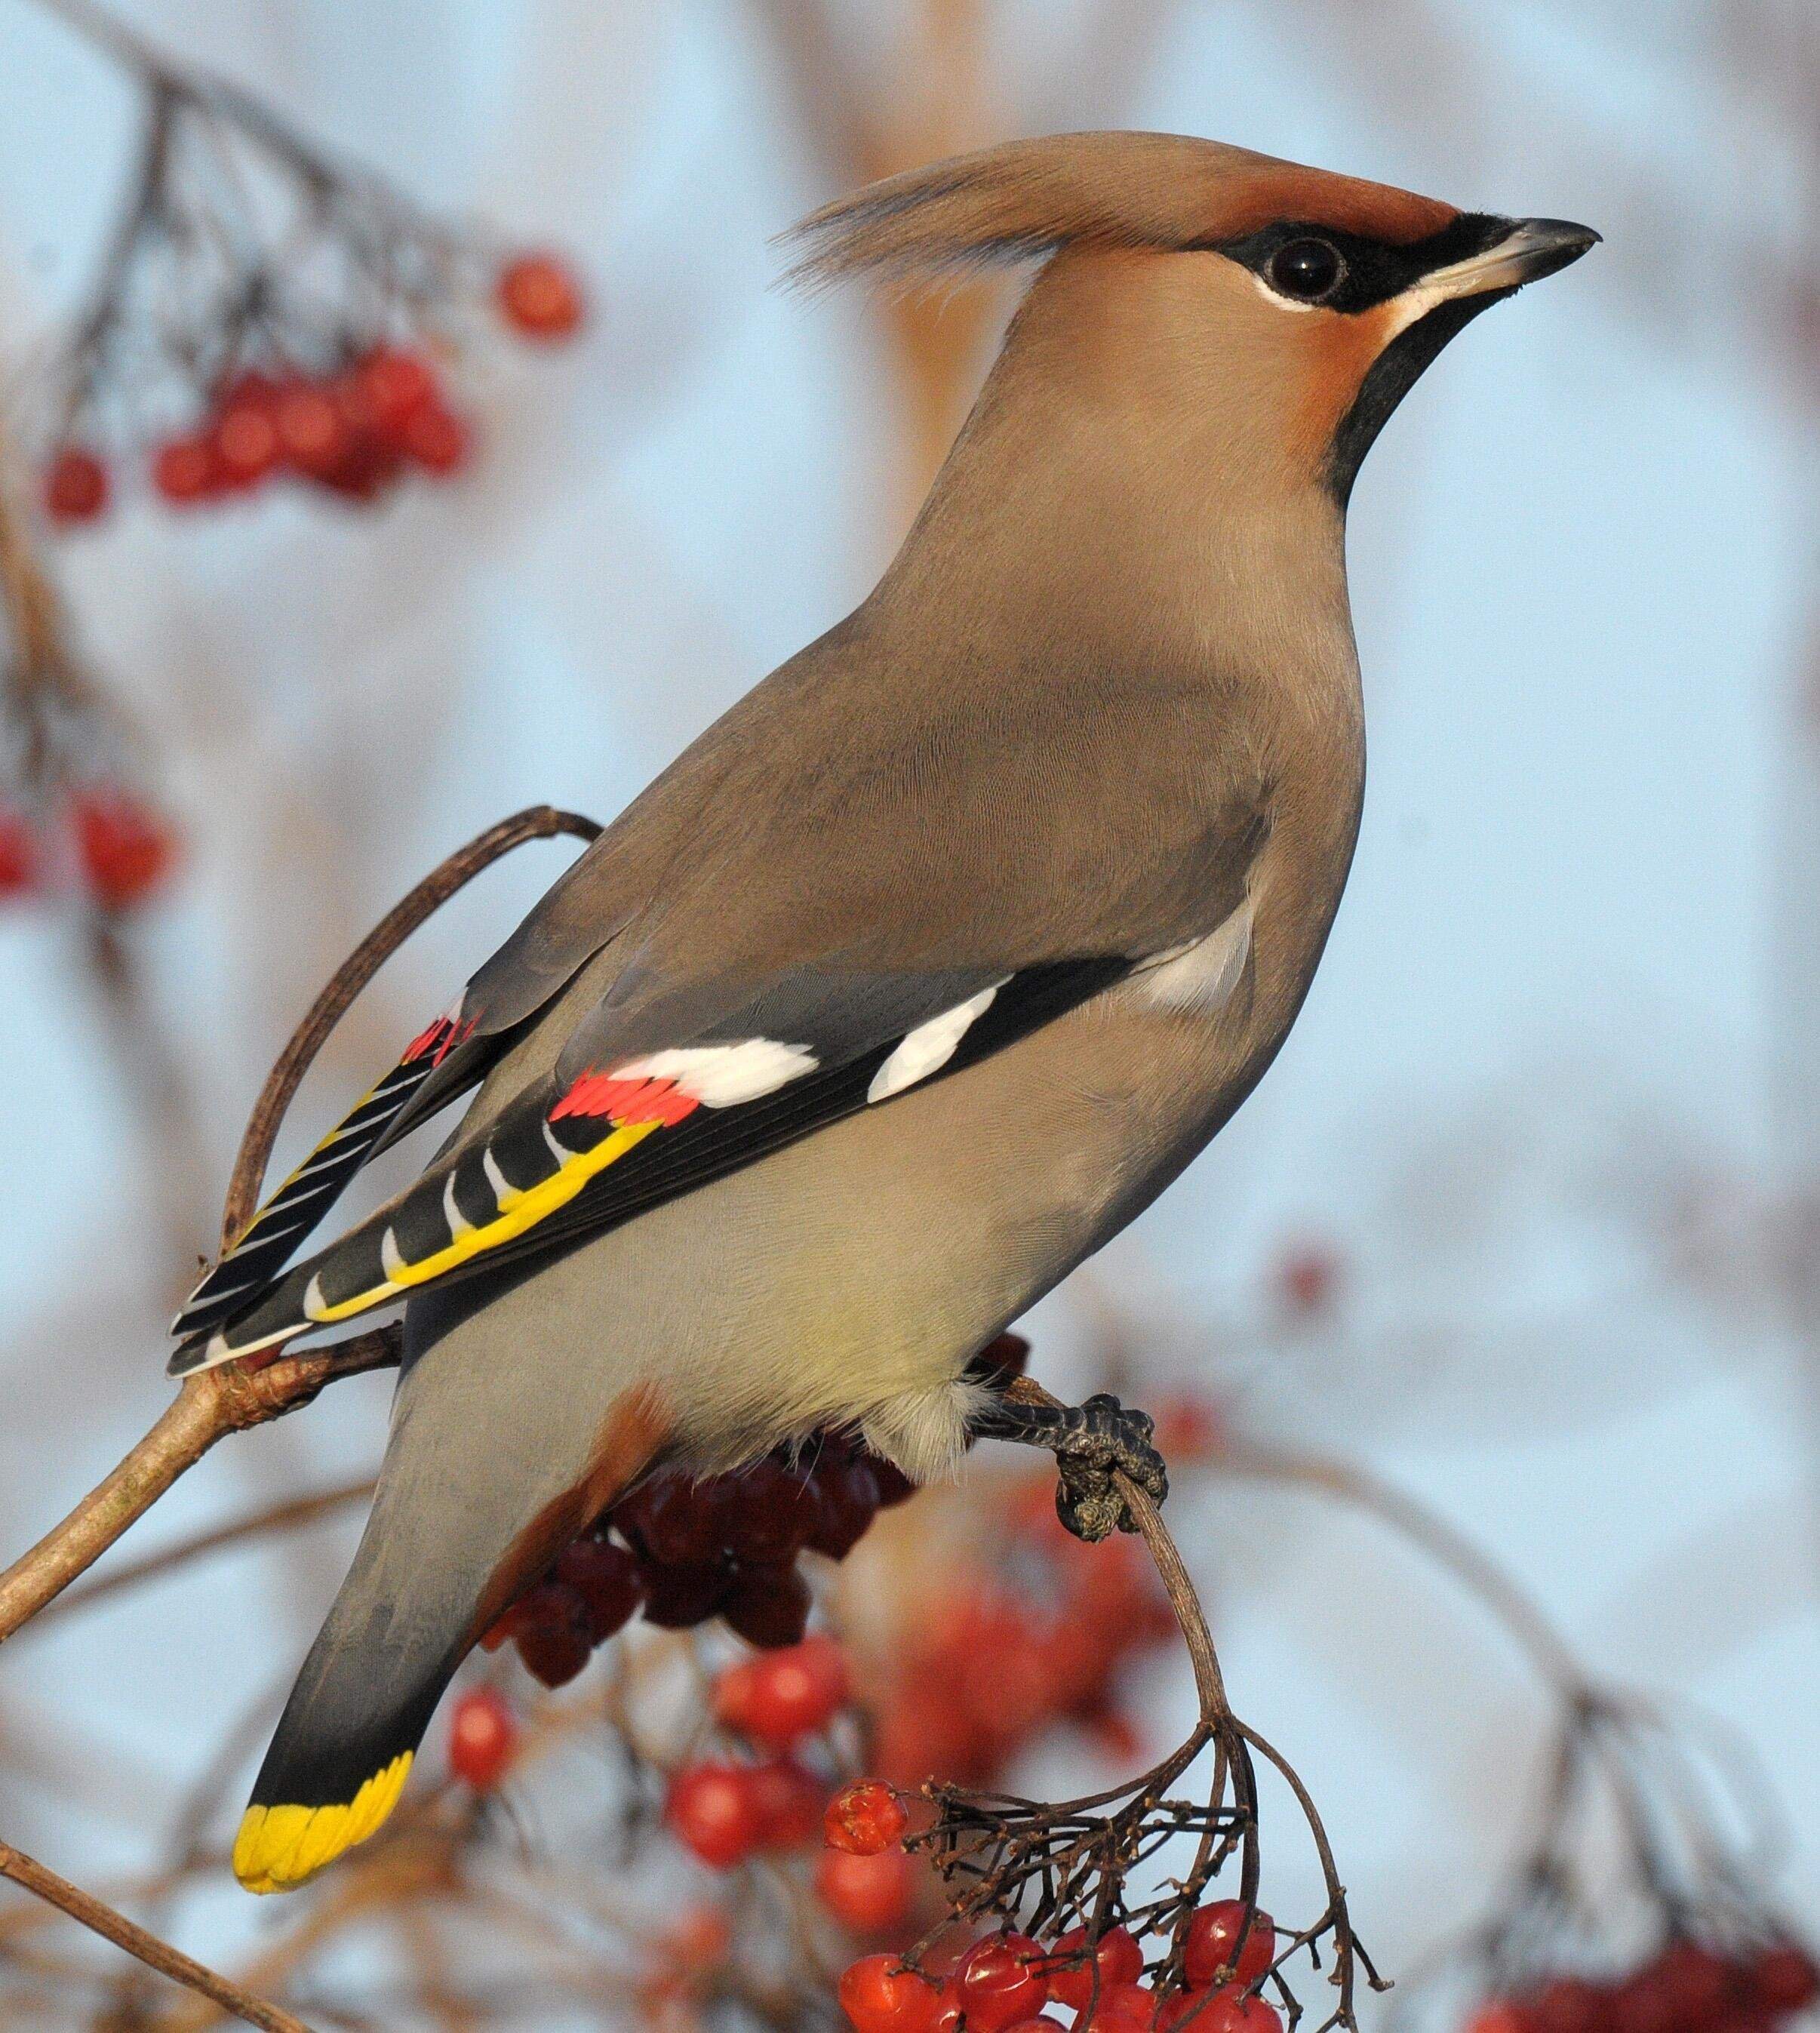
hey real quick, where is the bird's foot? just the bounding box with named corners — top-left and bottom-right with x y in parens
top-left (973, 1388), bottom-right (1168, 1542)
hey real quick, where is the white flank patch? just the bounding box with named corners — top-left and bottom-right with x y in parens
top-left (867, 984), bottom-right (1003, 1104)
top-left (1138, 903), bottom-right (1253, 1013)
top-left (616, 1039), bottom-right (818, 1108)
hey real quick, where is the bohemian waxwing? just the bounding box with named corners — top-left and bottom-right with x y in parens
top-left (168, 131), bottom-right (1597, 1892)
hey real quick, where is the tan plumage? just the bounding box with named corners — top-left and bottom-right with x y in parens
top-left (185, 132), bottom-right (1597, 1892)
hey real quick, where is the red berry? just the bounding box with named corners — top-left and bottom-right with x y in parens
top-left (747, 1757), bottom-right (822, 1850)
top-left (447, 1687), bottom-right (517, 1788)
top-left (810, 1459), bottom-right (882, 1559)
top-left (401, 401), bottom-right (471, 476)
top-left (826, 1780), bottom-right (908, 1856)
top-left (1465, 2007), bottom-right (1538, 2033)
top-left (1529, 1977), bottom-right (1607, 2033)
top-left (955, 1932), bottom-right (1050, 2032)
top-left (73, 789), bottom-right (176, 910)
top-left (1277, 1242), bottom-right (1340, 1315)
top-left (356, 347), bottom-right (439, 438)
top-left (274, 381), bottom-right (349, 477)
top-left (1076, 1982), bottom-right (1156, 2031)
top-left (151, 434), bottom-right (220, 505)
top-left (1046, 1926), bottom-right (1145, 2013)
top-left (214, 392), bottom-right (281, 487)
top-left (554, 1536), bottom-right (644, 1641)
top-left (1651, 1942), bottom-right (1735, 2022)
top-left (497, 251), bottom-right (586, 340)
top-left (715, 1633), bottom-right (850, 1747)
top-left (0, 811), bottom-right (38, 897)
top-left (666, 1761), bottom-right (765, 1869)
top-left (816, 1847), bottom-right (916, 1934)
top-left (639, 1558), bottom-right (733, 1629)
top-left (1183, 1904), bottom-right (1275, 1991)
top-left (721, 1561), bottom-right (812, 1649)
top-left (1751, 1942), bottom-right (1819, 2011)
top-left (838, 1954), bottom-right (942, 2033)
top-left (43, 445), bottom-right (109, 523)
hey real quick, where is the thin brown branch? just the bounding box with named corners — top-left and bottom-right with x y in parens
top-left (0, 1330), bottom-right (398, 1645)
top-left (0, 1837), bottom-right (312, 2033)
top-left (1212, 1440), bottom-right (1594, 1702)
top-left (222, 803), bottom-right (601, 1241)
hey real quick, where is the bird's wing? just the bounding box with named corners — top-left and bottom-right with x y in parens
top-left (175, 620), bottom-right (1271, 1373)
top-left (173, 732), bottom-right (750, 1347)
top-left (168, 954), bottom-right (1131, 1373)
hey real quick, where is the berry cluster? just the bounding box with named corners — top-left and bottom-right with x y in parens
top-left (1465, 1936), bottom-right (1818, 2033)
top-left (872, 1484), bottom-right (1177, 1792)
top-left (838, 1899), bottom-right (1287, 2032)
top-left (0, 785), bottom-right (177, 912)
top-left (665, 1638), bottom-right (930, 1938)
top-left (480, 1333), bottom-right (1031, 1685)
top-left (478, 1429), bottom-right (913, 1685)
top-left (31, 24), bottom-right (583, 529)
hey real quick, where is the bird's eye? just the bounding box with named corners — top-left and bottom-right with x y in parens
top-left (1267, 238), bottom-right (1344, 302)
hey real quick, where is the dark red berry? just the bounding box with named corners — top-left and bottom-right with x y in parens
top-left (810, 1460), bottom-right (881, 1558)
top-left (73, 789), bottom-right (176, 910)
top-left (553, 1536), bottom-right (644, 1642)
top-left (955, 1932), bottom-right (1050, 2032)
top-left (721, 1561), bottom-right (812, 1648)
top-left (0, 811), bottom-right (38, 897)
top-left (638, 1558), bottom-right (732, 1629)
top-left (43, 446), bottom-right (109, 524)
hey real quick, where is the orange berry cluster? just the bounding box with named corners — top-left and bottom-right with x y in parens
top-left (872, 1491), bottom-right (1178, 1794)
top-left (1466, 1936), bottom-right (1818, 2033)
top-left (838, 1901), bottom-right (1284, 2032)
top-left (42, 252), bottom-right (579, 528)
top-left (0, 786), bottom-right (177, 912)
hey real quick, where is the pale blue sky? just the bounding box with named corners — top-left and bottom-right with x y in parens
top-left (0, 2), bottom-right (1812, 2015)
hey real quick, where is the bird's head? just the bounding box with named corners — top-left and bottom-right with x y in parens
top-left (784, 132), bottom-right (1597, 511)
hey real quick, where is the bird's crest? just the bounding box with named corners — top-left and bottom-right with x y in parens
top-left (779, 131), bottom-right (1456, 292)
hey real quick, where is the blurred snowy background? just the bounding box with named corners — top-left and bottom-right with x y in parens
top-left (0, 0), bottom-right (1813, 2023)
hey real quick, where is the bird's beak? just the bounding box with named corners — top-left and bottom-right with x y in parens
top-left (1419, 216), bottom-right (1601, 303)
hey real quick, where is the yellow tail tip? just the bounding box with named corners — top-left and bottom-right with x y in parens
top-left (232, 1751), bottom-right (413, 1893)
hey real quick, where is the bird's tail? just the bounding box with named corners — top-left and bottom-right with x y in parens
top-left (234, 1361), bottom-right (667, 1893)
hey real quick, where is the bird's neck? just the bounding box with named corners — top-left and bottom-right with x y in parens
top-left (874, 249), bottom-right (1357, 699)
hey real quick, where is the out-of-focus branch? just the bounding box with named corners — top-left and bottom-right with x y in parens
top-left (222, 803), bottom-right (601, 1244)
top-left (0, 1837), bottom-right (312, 2033)
top-left (0, 1330), bottom-right (399, 1646)
top-left (31, 1475), bottom-right (374, 1629)
top-left (1213, 1439), bottom-right (1595, 1702)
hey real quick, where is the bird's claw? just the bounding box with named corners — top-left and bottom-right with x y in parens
top-left (1050, 1392), bottom-right (1169, 1543)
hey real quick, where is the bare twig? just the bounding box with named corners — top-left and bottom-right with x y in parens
top-left (0, 1837), bottom-right (312, 2033)
top-left (32, 1475), bottom-right (374, 1629)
